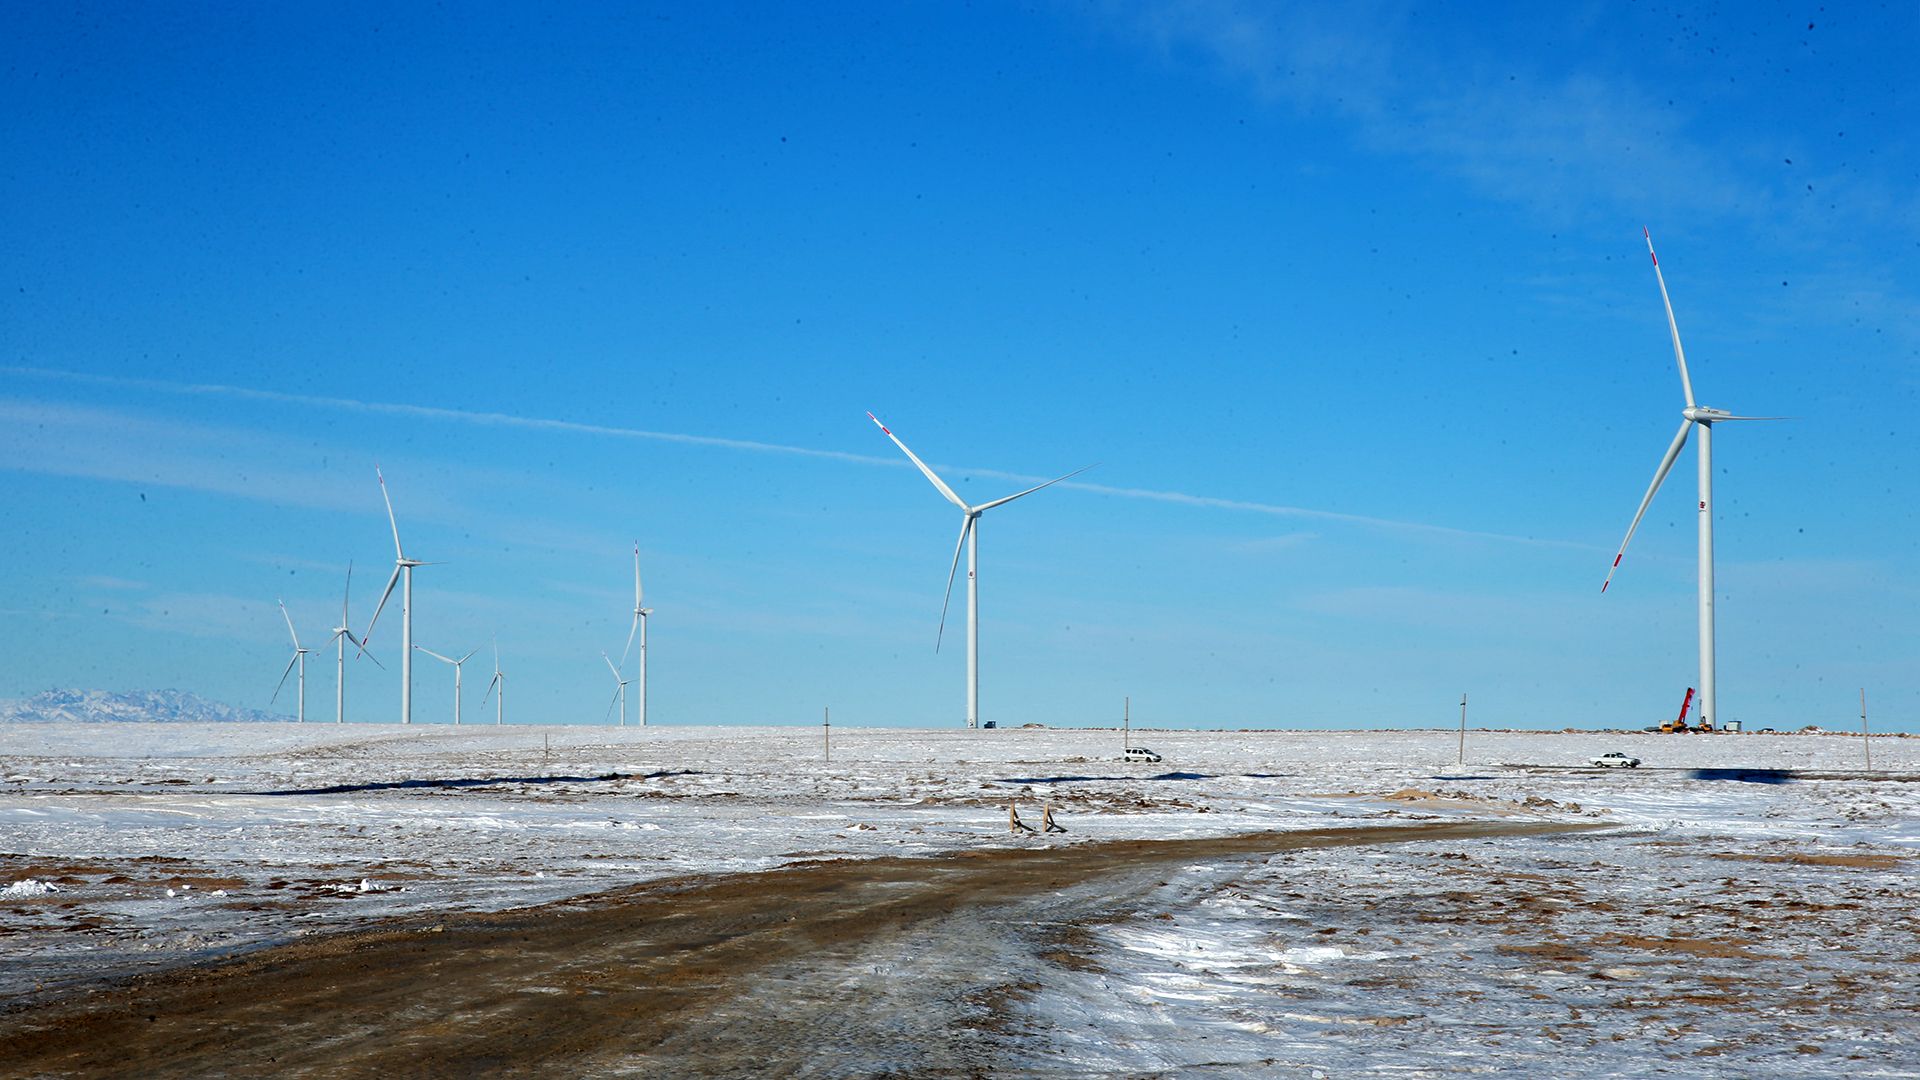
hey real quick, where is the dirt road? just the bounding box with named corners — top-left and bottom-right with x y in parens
top-left (0, 820), bottom-right (1594, 1078)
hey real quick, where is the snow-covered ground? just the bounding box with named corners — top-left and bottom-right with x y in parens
top-left (3, 723), bottom-right (1915, 1074)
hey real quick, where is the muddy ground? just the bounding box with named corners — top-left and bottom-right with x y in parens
top-left (0, 820), bottom-right (1589, 1078)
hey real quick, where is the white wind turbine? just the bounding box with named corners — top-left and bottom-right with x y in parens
top-left (867, 412), bottom-right (1091, 729)
top-left (271, 600), bottom-right (312, 723)
top-left (481, 637), bottom-right (505, 726)
top-left (414, 645), bottom-right (477, 725)
top-left (1602, 228), bottom-right (1781, 732)
top-left (618, 543), bottom-right (653, 727)
top-left (601, 651), bottom-right (630, 726)
top-left (320, 562), bottom-right (380, 724)
top-left (361, 467), bottom-right (433, 725)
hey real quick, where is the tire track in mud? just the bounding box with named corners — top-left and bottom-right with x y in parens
top-left (0, 819), bottom-right (1598, 1078)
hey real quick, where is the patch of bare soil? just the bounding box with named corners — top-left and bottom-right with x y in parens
top-left (0, 820), bottom-right (1591, 1078)
top-left (1591, 933), bottom-right (1766, 960)
top-left (1709, 851), bottom-right (1906, 871)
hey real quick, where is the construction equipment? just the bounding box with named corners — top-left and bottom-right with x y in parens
top-left (1660, 687), bottom-right (1711, 733)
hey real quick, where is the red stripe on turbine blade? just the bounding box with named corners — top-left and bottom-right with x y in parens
top-left (1612, 554), bottom-right (1622, 567)
top-left (1601, 581), bottom-right (1610, 593)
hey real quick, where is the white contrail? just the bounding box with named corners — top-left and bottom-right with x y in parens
top-left (1, 366), bottom-right (892, 467)
top-left (2, 365), bottom-right (1583, 548)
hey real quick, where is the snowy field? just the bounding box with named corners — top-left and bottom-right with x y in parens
top-left (3, 723), bottom-right (1916, 1076)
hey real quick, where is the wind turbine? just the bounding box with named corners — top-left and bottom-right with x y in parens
top-left (271, 600), bottom-right (312, 723)
top-left (320, 562), bottom-right (380, 724)
top-left (361, 467), bottom-right (432, 725)
top-left (618, 543), bottom-right (653, 727)
top-left (1602, 229), bottom-right (1781, 732)
top-left (867, 412), bottom-right (1092, 729)
top-left (601, 651), bottom-right (630, 726)
top-left (482, 637), bottom-right (505, 726)
top-left (414, 646), bottom-right (476, 725)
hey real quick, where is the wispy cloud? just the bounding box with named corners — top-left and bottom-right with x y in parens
top-left (1096, 0), bottom-right (1759, 223)
top-left (3, 366), bottom-right (1586, 548)
top-left (0, 396), bottom-right (374, 514)
top-left (1227, 531), bottom-right (1319, 555)
top-left (77, 574), bottom-right (150, 591)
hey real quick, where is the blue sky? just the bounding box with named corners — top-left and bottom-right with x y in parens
top-left (3, 2), bottom-right (1915, 731)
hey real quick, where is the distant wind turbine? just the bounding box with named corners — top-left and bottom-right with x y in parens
top-left (321, 562), bottom-right (380, 724)
top-left (601, 651), bottom-right (630, 725)
top-left (414, 645), bottom-right (477, 725)
top-left (867, 412), bottom-right (1092, 729)
top-left (481, 637), bottom-right (505, 726)
top-left (618, 543), bottom-right (653, 727)
top-left (271, 600), bottom-right (312, 723)
top-left (361, 467), bottom-right (434, 725)
top-left (1602, 229), bottom-right (1783, 732)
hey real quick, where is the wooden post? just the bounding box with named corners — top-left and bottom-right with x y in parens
top-left (1861, 688), bottom-right (1871, 771)
top-left (824, 705), bottom-right (831, 764)
top-left (1457, 693), bottom-right (1467, 766)
top-left (1009, 802), bottom-right (1034, 834)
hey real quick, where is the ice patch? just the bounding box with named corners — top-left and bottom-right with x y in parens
top-left (3, 878), bottom-right (60, 898)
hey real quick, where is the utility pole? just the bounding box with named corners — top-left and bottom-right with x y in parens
top-left (1457, 693), bottom-right (1467, 766)
top-left (1123, 696), bottom-right (1130, 750)
top-left (1861, 688), bottom-right (1871, 772)
top-left (824, 706), bottom-right (831, 764)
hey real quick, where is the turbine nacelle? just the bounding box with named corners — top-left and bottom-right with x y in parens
top-left (1682, 406), bottom-right (1732, 423)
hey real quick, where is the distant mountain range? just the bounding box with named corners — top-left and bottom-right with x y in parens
top-left (0, 689), bottom-right (285, 724)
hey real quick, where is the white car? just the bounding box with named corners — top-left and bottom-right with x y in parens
top-left (1590, 752), bottom-right (1640, 769)
top-left (1122, 746), bottom-right (1162, 764)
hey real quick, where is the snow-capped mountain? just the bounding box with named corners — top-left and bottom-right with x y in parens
top-left (0, 689), bottom-right (284, 724)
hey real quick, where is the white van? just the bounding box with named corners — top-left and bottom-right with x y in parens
top-left (1122, 746), bottom-right (1162, 764)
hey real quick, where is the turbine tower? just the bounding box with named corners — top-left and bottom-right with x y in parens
top-left (482, 637), bottom-right (505, 726)
top-left (601, 651), bottom-right (630, 726)
top-left (271, 600), bottom-right (312, 723)
top-left (321, 562), bottom-right (379, 724)
top-left (867, 412), bottom-right (1090, 729)
top-left (618, 543), bottom-right (653, 727)
top-left (1603, 229), bottom-right (1780, 732)
top-left (362, 467), bottom-right (431, 724)
top-left (415, 646), bottom-right (476, 725)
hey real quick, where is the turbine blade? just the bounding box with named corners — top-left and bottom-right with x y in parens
top-left (278, 599), bottom-right (300, 649)
top-left (415, 645), bottom-right (454, 664)
top-left (973, 463), bottom-right (1097, 513)
top-left (633, 543), bottom-right (644, 607)
top-left (1644, 228), bottom-right (1696, 408)
top-left (458, 650), bottom-right (476, 665)
top-left (493, 635), bottom-right (500, 674)
top-left (342, 560), bottom-right (353, 623)
top-left (606, 685), bottom-right (622, 722)
top-left (346, 632), bottom-right (386, 669)
top-left (1603, 419), bottom-right (1693, 593)
top-left (603, 651), bottom-right (622, 680)
top-left (360, 566), bottom-right (402, 654)
top-left (868, 412), bottom-right (968, 509)
top-left (376, 465), bottom-right (407, 557)
top-left (1713, 414), bottom-right (1791, 421)
top-left (271, 653), bottom-right (298, 705)
top-left (619, 614), bottom-right (640, 668)
top-left (482, 672), bottom-right (501, 705)
top-left (936, 516), bottom-right (971, 652)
